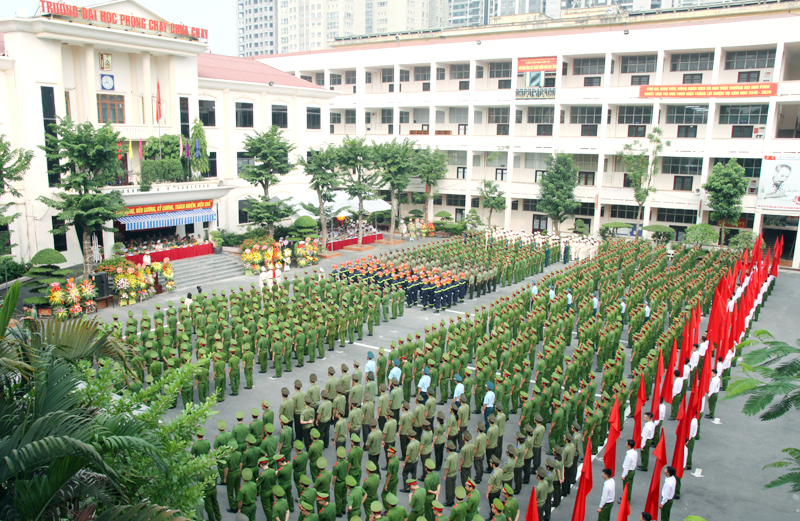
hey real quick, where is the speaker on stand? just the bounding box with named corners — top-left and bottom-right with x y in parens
top-left (92, 272), bottom-right (110, 298)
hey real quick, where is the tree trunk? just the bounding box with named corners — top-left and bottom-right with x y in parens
top-left (720, 221), bottom-right (726, 246)
top-left (317, 189), bottom-right (327, 251)
top-left (488, 209), bottom-right (493, 229)
top-left (389, 192), bottom-right (396, 240)
top-left (357, 198), bottom-right (364, 246)
top-left (554, 217), bottom-right (560, 236)
top-left (423, 185), bottom-right (430, 224)
top-left (264, 184), bottom-right (274, 238)
top-left (82, 229), bottom-right (93, 279)
top-left (636, 204), bottom-right (644, 241)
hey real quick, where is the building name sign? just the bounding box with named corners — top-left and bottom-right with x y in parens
top-left (639, 83), bottom-right (777, 98)
top-left (39, 1), bottom-right (209, 40)
top-left (118, 199), bottom-right (213, 217)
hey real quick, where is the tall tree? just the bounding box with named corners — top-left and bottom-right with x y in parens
top-left (536, 153), bottom-right (580, 236)
top-left (297, 144), bottom-right (339, 250)
top-left (374, 138), bottom-right (417, 240)
top-left (617, 127), bottom-right (670, 240)
top-left (189, 117), bottom-right (209, 176)
top-left (478, 180), bottom-right (506, 229)
top-left (240, 126), bottom-right (296, 236)
top-left (336, 136), bottom-right (379, 246)
top-left (39, 118), bottom-right (126, 278)
top-left (0, 135), bottom-right (33, 254)
top-left (413, 146), bottom-right (448, 223)
top-left (703, 158), bottom-right (748, 245)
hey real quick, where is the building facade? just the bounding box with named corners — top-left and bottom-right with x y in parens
top-left (0, 0), bottom-right (335, 267)
top-left (261, 2), bottom-right (800, 267)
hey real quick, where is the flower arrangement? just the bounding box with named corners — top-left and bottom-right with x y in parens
top-left (151, 261), bottom-right (164, 272)
top-left (295, 238), bottom-right (320, 268)
top-left (241, 248), bottom-right (263, 274)
top-left (426, 222), bottom-right (436, 236)
top-left (109, 261), bottom-right (172, 303)
top-left (48, 278), bottom-right (96, 317)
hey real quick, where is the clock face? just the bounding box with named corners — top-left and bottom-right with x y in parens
top-left (101, 74), bottom-right (114, 90)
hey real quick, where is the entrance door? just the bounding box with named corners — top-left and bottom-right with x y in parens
top-left (532, 214), bottom-right (547, 233)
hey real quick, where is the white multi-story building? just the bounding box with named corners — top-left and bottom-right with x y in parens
top-left (262, 1), bottom-right (800, 267)
top-left (0, 0), bottom-right (335, 267)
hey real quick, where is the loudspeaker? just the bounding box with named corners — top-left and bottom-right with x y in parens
top-left (92, 272), bottom-right (109, 298)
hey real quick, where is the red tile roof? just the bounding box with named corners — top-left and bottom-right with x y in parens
top-left (197, 53), bottom-right (321, 89)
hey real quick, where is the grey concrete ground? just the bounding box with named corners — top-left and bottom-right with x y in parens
top-left (112, 242), bottom-right (800, 521)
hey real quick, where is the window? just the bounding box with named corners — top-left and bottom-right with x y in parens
top-left (498, 79), bottom-right (511, 89)
top-left (583, 77), bottom-right (601, 87)
top-left (365, 112), bottom-right (371, 124)
top-left (657, 208), bottom-right (696, 224)
top-left (713, 157), bottom-right (761, 177)
top-left (238, 199), bottom-right (254, 224)
top-left (459, 81), bottom-right (470, 91)
top-left (473, 154), bottom-right (481, 167)
top-left (345, 109), bottom-right (356, 124)
top-left (677, 125), bottom-right (698, 138)
top-left (670, 52), bottom-right (714, 72)
top-left (666, 105), bottom-right (708, 125)
top-left (621, 55), bottom-right (657, 73)
top-left (628, 125), bottom-right (646, 137)
top-left (471, 197), bottom-right (480, 208)
top-left (610, 205), bottom-right (638, 219)
top-left (449, 107), bottom-right (468, 124)
top-left (235, 102), bottom-right (254, 127)
top-left (399, 111), bottom-right (409, 124)
top-left (329, 73), bottom-right (342, 85)
top-left (673, 176), bottom-right (694, 191)
top-left (433, 195), bottom-right (442, 205)
top-left (381, 109), bottom-right (393, 124)
top-left (660, 157), bottom-right (700, 176)
top-left (97, 94), bottom-right (125, 124)
top-left (436, 67), bottom-right (445, 80)
top-left (523, 199), bottom-right (540, 211)
top-left (450, 64), bottom-right (470, 79)
top-left (574, 155), bottom-right (598, 171)
top-left (511, 200), bottom-right (519, 211)
top-left (488, 107), bottom-right (510, 124)
top-left (631, 75), bottom-right (650, 85)
top-left (306, 106), bottom-right (321, 129)
top-left (544, 75), bottom-right (556, 88)
top-left (456, 167), bottom-right (466, 179)
top-left (495, 169), bottom-right (507, 181)
top-left (205, 151), bottom-right (217, 178)
top-left (399, 69), bottom-right (410, 82)
top-left (382, 68), bottom-right (394, 83)
top-left (578, 171), bottom-right (595, 185)
top-left (718, 105), bottom-right (768, 125)
top-left (497, 124), bottom-right (509, 136)
top-left (581, 125), bottom-right (598, 136)
top-left (455, 209), bottom-right (465, 222)
top-left (532, 215), bottom-right (547, 231)
top-left (738, 71), bottom-right (761, 83)
top-left (476, 66), bottom-right (484, 79)
top-left (330, 112), bottom-right (341, 124)
top-left (414, 66), bottom-right (430, 81)
top-left (732, 125), bottom-right (754, 138)
top-left (570, 106), bottom-right (602, 124)
top-left (683, 74), bottom-right (703, 84)
top-left (199, 100), bottom-right (216, 126)
top-left (51, 217), bottom-right (67, 252)
top-left (535, 170), bottom-right (545, 182)
top-left (237, 152), bottom-right (255, 175)
top-left (575, 202), bottom-right (595, 216)
top-left (446, 194), bottom-right (466, 206)
top-left (447, 151), bottom-right (467, 165)
top-left (537, 124), bottom-right (553, 136)
top-left (315, 73), bottom-right (325, 86)
top-left (528, 107), bottom-right (554, 124)
top-left (618, 106), bottom-right (653, 124)
top-left (489, 62), bottom-right (512, 78)
top-left (573, 58), bottom-right (605, 75)
top-left (365, 71), bottom-right (372, 83)
top-left (345, 70), bottom-right (357, 84)
top-left (42, 86), bottom-right (60, 187)
top-left (474, 110), bottom-right (482, 124)
top-left (725, 49), bottom-right (775, 70)
top-left (623, 174), bottom-right (633, 187)
top-left (271, 104), bottom-right (288, 128)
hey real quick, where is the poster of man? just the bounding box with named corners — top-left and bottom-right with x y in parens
top-left (756, 155), bottom-right (800, 212)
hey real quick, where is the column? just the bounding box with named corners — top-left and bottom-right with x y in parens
top-left (772, 41), bottom-right (785, 82)
top-left (222, 88), bottom-right (232, 179)
top-left (84, 45), bottom-right (97, 124)
top-left (168, 56), bottom-right (177, 132)
top-left (793, 234), bottom-right (800, 270)
top-left (655, 49), bottom-right (666, 85)
top-left (752, 210), bottom-right (763, 235)
top-left (710, 46), bottom-right (723, 84)
top-left (428, 61), bottom-right (437, 137)
top-left (261, 92), bottom-right (268, 130)
top-left (53, 40), bottom-right (67, 117)
top-left (356, 64), bottom-right (366, 136)
top-left (142, 53), bottom-right (153, 131)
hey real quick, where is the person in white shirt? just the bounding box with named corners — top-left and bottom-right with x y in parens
top-left (671, 370), bottom-right (684, 420)
top-left (417, 366), bottom-right (432, 401)
top-left (364, 352), bottom-right (377, 380)
top-left (621, 439), bottom-right (638, 502)
top-left (660, 466), bottom-right (676, 521)
top-left (597, 468), bottom-right (615, 520)
top-left (388, 359), bottom-right (402, 383)
top-left (259, 266), bottom-right (268, 288)
top-left (184, 292), bottom-right (193, 309)
top-left (698, 335), bottom-right (709, 357)
top-left (531, 281), bottom-right (538, 297)
top-left (639, 412), bottom-right (655, 472)
top-left (706, 369), bottom-right (721, 419)
top-left (686, 414), bottom-right (699, 469)
top-left (689, 344), bottom-right (700, 371)
top-left (452, 374), bottom-right (465, 402)
top-left (726, 296), bottom-right (735, 313)
top-left (482, 382), bottom-right (496, 431)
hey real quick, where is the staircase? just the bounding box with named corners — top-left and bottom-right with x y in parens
top-left (170, 253), bottom-right (245, 290)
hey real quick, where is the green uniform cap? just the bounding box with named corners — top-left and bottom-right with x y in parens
top-left (265, 424), bottom-right (275, 434)
top-left (346, 475), bottom-right (357, 487)
top-left (385, 493), bottom-right (398, 506)
top-left (366, 461), bottom-right (377, 472)
top-left (251, 407), bottom-right (260, 416)
top-left (455, 486), bottom-right (466, 500)
top-left (294, 440), bottom-right (305, 451)
top-left (217, 420), bottom-right (227, 430)
top-left (317, 457), bottom-right (328, 469)
top-left (492, 499), bottom-right (505, 511)
top-left (273, 485), bottom-right (285, 497)
top-left (196, 427), bottom-right (206, 436)
top-left (311, 428), bottom-right (320, 439)
top-left (236, 411), bottom-right (245, 420)
top-left (337, 446), bottom-right (346, 458)
top-left (246, 434), bottom-right (256, 444)
top-left (350, 433), bottom-right (361, 443)
top-left (371, 501), bottom-right (383, 513)
top-left (503, 484), bottom-right (513, 494)
top-left (242, 468), bottom-right (253, 481)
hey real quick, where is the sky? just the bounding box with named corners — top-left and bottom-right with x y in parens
top-left (1, 0), bottom-right (237, 56)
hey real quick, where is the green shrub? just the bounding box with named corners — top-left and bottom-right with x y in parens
top-left (23, 249), bottom-right (71, 305)
top-left (437, 223), bottom-right (466, 235)
top-left (0, 257), bottom-right (31, 282)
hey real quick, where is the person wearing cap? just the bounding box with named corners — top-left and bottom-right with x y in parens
top-left (191, 427), bottom-right (211, 457)
top-left (273, 486), bottom-right (290, 521)
top-left (243, 434), bottom-right (265, 478)
top-left (486, 456), bottom-right (503, 505)
top-left (292, 380), bottom-right (307, 440)
top-left (261, 422), bottom-right (279, 461)
top-left (228, 347), bottom-right (241, 397)
top-left (562, 433), bottom-right (576, 495)
top-left (278, 414), bottom-right (294, 460)
top-left (363, 461), bottom-right (381, 518)
top-left (485, 415), bottom-right (499, 469)
top-left (307, 429), bottom-right (324, 475)
top-left (301, 396), bottom-right (316, 447)
top-left (473, 423), bottom-right (487, 484)
top-left (490, 497), bottom-right (506, 521)
top-left (346, 475), bottom-right (366, 521)
top-left (318, 491), bottom-right (336, 521)
top-left (247, 408), bottom-right (264, 441)
top-left (293, 439), bottom-right (310, 497)
top-left (501, 484), bottom-right (519, 521)
top-left (237, 468), bottom-right (258, 521)
top-left (417, 366), bottom-right (431, 402)
top-left (389, 378), bottom-right (403, 421)
top-left (318, 391), bottom-right (334, 449)
top-left (365, 418), bottom-right (382, 469)
top-left (348, 433), bottom-right (364, 483)
top-left (275, 453), bottom-right (294, 513)
top-left (299, 474), bottom-right (318, 514)
top-left (532, 466), bottom-right (548, 520)
top-left (232, 411), bottom-right (249, 452)
top-left (257, 456), bottom-right (277, 521)
top-left (407, 478), bottom-right (425, 521)
top-left (422, 459), bottom-right (440, 520)
top-left (460, 430), bottom-right (475, 487)
top-left (383, 493), bottom-right (404, 521)
top-left (213, 351), bottom-right (226, 402)
top-left (443, 440), bottom-right (458, 506)
top-left (532, 415), bottom-right (545, 472)
top-left (214, 420), bottom-right (232, 485)
top-left (299, 500), bottom-right (317, 521)
top-left (382, 443), bottom-right (400, 504)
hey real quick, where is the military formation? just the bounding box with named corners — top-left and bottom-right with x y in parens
top-left (115, 230), bottom-right (749, 521)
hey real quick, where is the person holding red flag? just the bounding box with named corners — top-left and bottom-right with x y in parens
top-left (597, 468), bottom-right (615, 521)
top-left (644, 429), bottom-right (666, 519)
top-left (638, 412), bottom-right (655, 472)
top-left (660, 466), bottom-right (677, 521)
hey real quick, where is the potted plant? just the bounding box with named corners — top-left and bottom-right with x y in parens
top-left (209, 230), bottom-right (224, 254)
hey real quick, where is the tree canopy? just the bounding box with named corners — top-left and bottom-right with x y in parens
top-left (336, 136), bottom-right (379, 245)
top-left (703, 158), bottom-right (748, 244)
top-left (374, 138), bottom-right (416, 240)
top-left (478, 180), bottom-right (506, 228)
top-left (536, 153), bottom-right (580, 235)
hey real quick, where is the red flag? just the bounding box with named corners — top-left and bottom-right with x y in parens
top-left (672, 396), bottom-right (687, 480)
top-left (524, 478), bottom-right (540, 521)
top-left (644, 429), bottom-right (667, 519)
top-left (571, 438), bottom-right (594, 521)
top-left (699, 340), bottom-right (713, 397)
top-left (651, 350), bottom-right (664, 419)
top-left (617, 483), bottom-right (631, 521)
top-left (661, 339), bottom-right (677, 404)
top-left (604, 395), bottom-right (621, 476)
top-left (156, 78), bottom-right (162, 122)
top-left (633, 374), bottom-right (647, 449)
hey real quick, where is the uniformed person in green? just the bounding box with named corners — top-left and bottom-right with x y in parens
top-left (293, 439), bottom-right (310, 498)
top-left (243, 434), bottom-right (265, 478)
top-left (422, 459), bottom-right (440, 521)
top-left (309, 428), bottom-right (324, 475)
top-left (346, 475), bottom-right (365, 521)
top-left (331, 447), bottom-right (348, 516)
top-left (534, 468), bottom-right (548, 521)
top-left (233, 411), bottom-right (250, 452)
top-left (362, 460), bottom-right (381, 519)
top-left (532, 415), bottom-right (545, 472)
top-left (202, 466), bottom-right (221, 521)
top-left (490, 498), bottom-right (507, 521)
top-left (318, 492), bottom-right (336, 521)
top-left (384, 493), bottom-right (405, 521)
top-left (237, 468), bottom-right (258, 521)
top-left (383, 445), bottom-right (399, 505)
top-left (256, 456), bottom-right (276, 521)
top-left (443, 440), bottom-right (458, 506)
top-left (464, 478), bottom-right (480, 521)
top-left (315, 457), bottom-right (333, 500)
top-left (273, 485), bottom-right (290, 521)
top-left (191, 427), bottom-right (211, 457)
top-left (276, 453), bottom-right (294, 513)
top-left (407, 478), bottom-right (425, 521)
top-left (242, 344), bottom-right (255, 389)
top-left (486, 456), bottom-right (503, 506)
top-left (213, 354), bottom-right (226, 402)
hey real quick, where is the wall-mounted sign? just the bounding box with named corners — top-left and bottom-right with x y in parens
top-left (100, 53), bottom-right (112, 71)
top-left (39, 1), bottom-right (209, 40)
top-left (639, 83), bottom-right (777, 98)
top-left (118, 199), bottom-right (214, 217)
top-left (516, 57), bottom-right (557, 99)
top-left (518, 57), bottom-right (558, 72)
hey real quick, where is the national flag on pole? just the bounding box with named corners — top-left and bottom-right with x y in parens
top-left (617, 483), bottom-right (631, 521)
top-left (644, 429), bottom-right (667, 519)
top-left (651, 350), bottom-right (664, 419)
top-left (139, 139), bottom-right (143, 159)
top-left (633, 373), bottom-right (647, 449)
top-left (128, 139), bottom-right (133, 158)
top-left (604, 395), bottom-right (621, 476)
top-left (156, 78), bottom-right (162, 122)
top-left (524, 477), bottom-right (540, 521)
top-left (571, 438), bottom-right (593, 521)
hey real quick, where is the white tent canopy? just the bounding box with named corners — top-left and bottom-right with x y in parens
top-left (285, 190), bottom-right (390, 217)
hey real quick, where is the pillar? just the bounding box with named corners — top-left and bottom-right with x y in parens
top-left (84, 45), bottom-right (97, 124)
